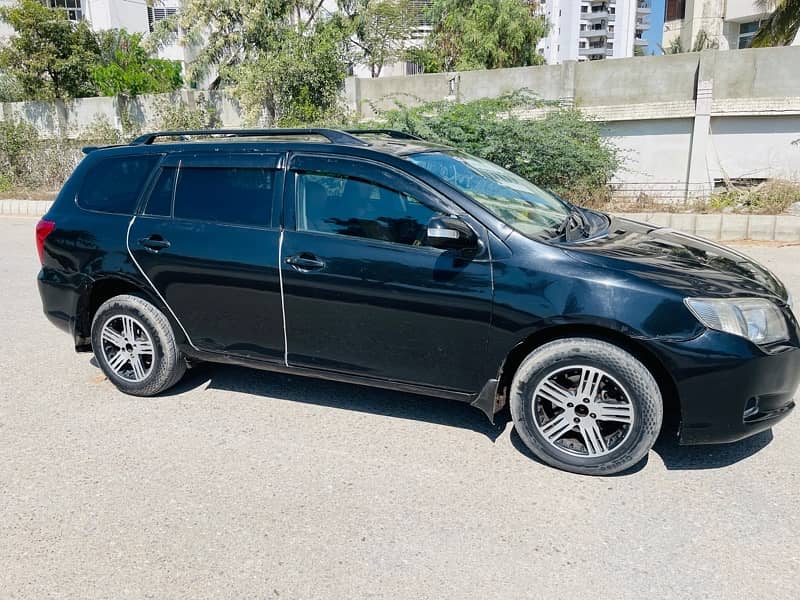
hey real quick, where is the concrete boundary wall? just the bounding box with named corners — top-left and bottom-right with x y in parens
top-left (4, 200), bottom-right (800, 242)
top-left (1, 46), bottom-right (799, 201)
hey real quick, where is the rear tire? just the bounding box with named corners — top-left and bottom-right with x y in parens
top-left (510, 338), bottom-right (662, 475)
top-left (91, 294), bottom-right (186, 396)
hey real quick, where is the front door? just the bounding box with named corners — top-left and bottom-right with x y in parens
top-left (128, 152), bottom-right (285, 362)
top-left (280, 154), bottom-right (494, 393)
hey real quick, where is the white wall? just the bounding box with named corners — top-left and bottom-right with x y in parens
top-left (725, 0), bottom-right (766, 22)
top-left (85, 0), bottom-right (149, 33)
top-left (604, 119), bottom-right (694, 199)
top-left (707, 116), bottom-right (800, 182)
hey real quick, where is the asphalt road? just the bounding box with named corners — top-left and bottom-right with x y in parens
top-left (1, 216), bottom-right (799, 599)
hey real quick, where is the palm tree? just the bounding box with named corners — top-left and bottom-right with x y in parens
top-left (751, 0), bottom-right (800, 47)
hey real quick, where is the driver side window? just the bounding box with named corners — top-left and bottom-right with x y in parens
top-left (296, 171), bottom-right (441, 247)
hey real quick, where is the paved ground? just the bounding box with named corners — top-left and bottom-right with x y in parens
top-left (1, 216), bottom-right (798, 599)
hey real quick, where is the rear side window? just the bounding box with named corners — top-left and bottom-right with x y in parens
top-left (77, 155), bottom-right (159, 214)
top-left (173, 167), bottom-right (274, 227)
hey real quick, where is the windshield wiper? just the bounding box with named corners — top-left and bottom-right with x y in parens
top-left (554, 208), bottom-right (589, 241)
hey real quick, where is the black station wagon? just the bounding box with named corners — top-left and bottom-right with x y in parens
top-left (36, 128), bottom-right (798, 474)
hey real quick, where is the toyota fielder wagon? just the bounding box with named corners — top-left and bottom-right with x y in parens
top-left (36, 128), bottom-right (799, 474)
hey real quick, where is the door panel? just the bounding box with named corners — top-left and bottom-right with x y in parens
top-left (128, 153), bottom-right (285, 362)
top-left (281, 155), bottom-right (494, 392)
top-left (130, 218), bottom-right (284, 360)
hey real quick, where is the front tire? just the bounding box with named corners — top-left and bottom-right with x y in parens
top-left (510, 338), bottom-right (663, 475)
top-left (91, 294), bottom-right (186, 396)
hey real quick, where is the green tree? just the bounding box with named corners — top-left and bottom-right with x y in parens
top-left (362, 91), bottom-right (618, 194)
top-left (339, 0), bottom-right (415, 78)
top-left (150, 1), bottom-right (351, 124)
top-left (92, 30), bottom-right (182, 96)
top-left (752, 0), bottom-right (800, 47)
top-left (0, 0), bottom-right (100, 99)
top-left (424, 0), bottom-right (549, 71)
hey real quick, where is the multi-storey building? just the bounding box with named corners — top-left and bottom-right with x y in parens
top-left (0, 1), bottom-right (190, 74)
top-left (663, 0), bottom-right (800, 51)
top-left (536, 0), bottom-right (652, 63)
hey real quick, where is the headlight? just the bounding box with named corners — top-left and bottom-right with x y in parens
top-left (685, 297), bottom-right (789, 345)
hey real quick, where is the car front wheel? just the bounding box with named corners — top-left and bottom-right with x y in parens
top-left (510, 338), bottom-right (663, 475)
top-left (91, 294), bottom-right (186, 396)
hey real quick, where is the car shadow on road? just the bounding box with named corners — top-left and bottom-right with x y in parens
top-left (651, 427), bottom-right (773, 470)
top-left (94, 358), bottom-right (777, 469)
top-left (164, 362), bottom-right (510, 441)
top-left (508, 424), bottom-right (773, 475)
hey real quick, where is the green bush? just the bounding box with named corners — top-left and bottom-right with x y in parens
top-left (0, 116), bottom-right (38, 179)
top-left (360, 91), bottom-right (619, 197)
top-left (153, 93), bottom-right (219, 131)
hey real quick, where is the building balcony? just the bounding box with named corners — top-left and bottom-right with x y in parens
top-left (579, 47), bottom-right (608, 56)
top-left (637, 2), bottom-right (651, 14)
top-left (634, 37), bottom-right (648, 46)
top-left (582, 28), bottom-right (608, 38)
top-left (586, 10), bottom-right (609, 20)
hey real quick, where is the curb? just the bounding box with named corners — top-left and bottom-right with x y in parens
top-left (2, 201), bottom-right (800, 242)
top-left (0, 200), bottom-right (54, 217)
top-left (616, 212), bottom-right (800, 242)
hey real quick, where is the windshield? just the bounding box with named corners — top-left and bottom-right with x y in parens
top-left (406, 150), bottom-right (572, 238)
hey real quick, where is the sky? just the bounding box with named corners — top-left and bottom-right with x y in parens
top-left (643, 0), bottom-right (666, 55)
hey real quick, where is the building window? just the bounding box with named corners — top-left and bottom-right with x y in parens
top-left (45, 0), bottom-right (82, 22)
top-left (147, 6), bottom-right (179, 33)
top-left (581, 5), bottom-right (588, 13)
top-left (665, 0), bottom-right (685, 21)
top-left (738, 20), bottom-right (763, 48)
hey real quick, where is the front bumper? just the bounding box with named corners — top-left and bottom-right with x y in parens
top-left (648, 329), bottom-right (799, 445)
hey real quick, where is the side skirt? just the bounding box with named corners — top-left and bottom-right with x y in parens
top-left (183, 346), bottom-right (489, 407)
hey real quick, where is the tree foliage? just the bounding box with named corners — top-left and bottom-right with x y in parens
top-left (752, 0), bottom-right (800, 47)
top-left (362, 91), bottom-right (618, 193)
top-left (92, 30), bottom-right (182, 96)
top-left (0, 0), bottom-right (100, 99)
top-left (0, 1), bottom-right (182, 100)
top-left (339, 0), bottom-right (414, 78)
top-left (150, 0), bottom-right (351, 124)
top-left (422, 0), bottom-right (549, 71)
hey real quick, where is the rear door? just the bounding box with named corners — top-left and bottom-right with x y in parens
top-left (128, 152), bottom-right (285, 362)
top-left (280, 153), bottom-right (494, 393)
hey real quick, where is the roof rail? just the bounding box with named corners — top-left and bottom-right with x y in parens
top-left (130, 128), bottom-right (370, 147)
top-left (345, 129), bottom-right (423, 141)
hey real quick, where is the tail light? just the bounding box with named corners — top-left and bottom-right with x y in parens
top-left (36, 219), bottom-right (55, 265)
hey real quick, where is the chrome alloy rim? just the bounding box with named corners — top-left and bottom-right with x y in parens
top-left (532, 365), bottom-right (635, 458)
top-left (99, 315), bottom-right (155, 383)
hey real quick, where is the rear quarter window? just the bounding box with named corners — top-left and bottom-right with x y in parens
top-left (77, 155), bottom-right (160, 214)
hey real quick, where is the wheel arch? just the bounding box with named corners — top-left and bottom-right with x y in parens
top-left (494, 324), bottom-right (682, 431)
top-left (74, 275), bottom-right (170, 351)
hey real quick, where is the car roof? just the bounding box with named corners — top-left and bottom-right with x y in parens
top-left (82, 128), bottom-right (450, 159)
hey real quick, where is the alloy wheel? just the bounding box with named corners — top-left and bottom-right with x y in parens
top-left (99, 315), bottom-right (155, 383)
top-left (532, 365), bottom-right (635, 458)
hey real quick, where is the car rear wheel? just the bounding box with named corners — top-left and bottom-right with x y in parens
top-left (510, 338), bottom-right (663, 475)
top-left (91, 294), bottom-right (186, 396)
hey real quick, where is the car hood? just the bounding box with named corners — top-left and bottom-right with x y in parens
top-left (563, 216), bottom-right (788, 301)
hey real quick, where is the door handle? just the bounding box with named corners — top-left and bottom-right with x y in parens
top-left (285, 253), bottom-right (325, 271)
top-left (138, 235), bottom-right (171, 253)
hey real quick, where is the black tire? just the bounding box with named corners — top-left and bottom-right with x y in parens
top-left (91, 294), bottom-right (186, 396)
top-left (510, 338), bottom-right (663, 475)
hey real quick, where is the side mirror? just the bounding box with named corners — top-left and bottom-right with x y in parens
top-left (426, 215), bottom-right (480, 251)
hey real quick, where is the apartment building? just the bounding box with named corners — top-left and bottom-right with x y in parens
top-left (663, 0), bottom-right (800, 51)
top-left (0, 1), bottom-right (189, 69)
top-left (536, 0), bottom-right (652, 63)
